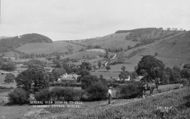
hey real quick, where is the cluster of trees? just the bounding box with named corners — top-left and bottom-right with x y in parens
top-left (8, 54), bottom-right (190, 105)
top-left (118, 81), bottom-right (144, 99)
top-left (8, 59), bottom-right (106, 104)
top-left (136, 55), bottom-right (165, 81)
top-left (0, 58), bottom-right (16, 71)
top-left (4, 73), bottom-right (15, 84)
top-left (15, 65), bottom-right (49, 93)
top-left (8, 64), bottom-right (50, 104)
top-left (80, 75), bottom-right (108, 101)
top-left (136, 55), bottom-right (190, 85)
top-left (8, 61), bottom-right (108, 104)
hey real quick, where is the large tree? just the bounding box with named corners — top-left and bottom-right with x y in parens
top-left (136, 55), bottom-right (165, 81)
top-left (15, 65), bottom-right (49, 93)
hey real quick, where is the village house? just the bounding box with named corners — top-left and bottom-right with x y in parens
top-left (57, 73), bottom-right (80, 82)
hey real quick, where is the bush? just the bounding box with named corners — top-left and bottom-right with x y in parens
top-left (50, 87), bottom-right (64, 100)
top-left (84, 81), bottom-right (108, 101)
top-left (80, 75), bottom-right (98, 89)
top-left (35, 87), bottom-right (83, 102)
top-left (79, 74), bottom-right (108, 101)
top-left (118, 82), bottom-right (143, 99)
top-left (8, 88), bottom-right (29, 104)
top-left (62, 88), bottom-right (83, 101)
top-left (34, 88), bottom-right (51, 102)
top-left (4, 73), bottom-right (15, 83)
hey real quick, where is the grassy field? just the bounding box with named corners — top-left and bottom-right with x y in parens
top-left (16, 41), bottom-right (84, 54)
top-left (11, 84), bottom-right (185, 119)
top-left (42, 87), bottom-right (189, 119)
top-left (0, 84), bottom-right (187, 119)
top-left (76, 87), bottom-right (189, 119)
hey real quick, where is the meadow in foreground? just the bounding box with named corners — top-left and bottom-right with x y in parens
top-left (23, 86), bottom-right (189, 119)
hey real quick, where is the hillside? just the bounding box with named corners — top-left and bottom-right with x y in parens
top-left (70, 28), bottom-right (183, 51)
top-left (124, 31), bottom-right (190, 69)
top-left (1, 28), bottom-right (189, 70)
top-left (65, 28), bottom-right (189, 71)
top-left (0, 33), bottom-right (52, 53)
top-left (16, 41), bottom-right (84, 55)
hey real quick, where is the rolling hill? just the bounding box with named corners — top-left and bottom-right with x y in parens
top-left (0, 33), bottom-right (85, 57)
top-left (124, 31), bottom-right (190, 69)
top-left (70, 28), bottom-right (183, 51)
top-left (66, 28), bottom-right (189, 71)
top-left (16, 41), bottom-right (84, 55)
top-left (0, 33), bottom-right (52, 53)
top-left (1, 28), bottom-right (189, 71)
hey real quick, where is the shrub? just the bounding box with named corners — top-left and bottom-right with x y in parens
top-left (118, 82), bottom-right (143, 99)
top-left (85, 81), bottom-right (108, 101)
top-left (8, 88), bottom-right (29, 104)
top-left (80, 74), bottom-right (108, 101)
top-left (34, 88), bottom-right (51, 102)
top-left (62, 88), bottom-right (83, 101)
top-left (36, 87), bottom-right (83, 102)
top-left (50, 87), bottom-right (64, 100)
top-left (4, 73), bottom-right (15, 83)
top-left (80, 75), bottom-right (98, 89)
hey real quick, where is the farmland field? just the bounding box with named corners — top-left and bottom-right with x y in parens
top-left (5, 84), bottom-right (184, 119)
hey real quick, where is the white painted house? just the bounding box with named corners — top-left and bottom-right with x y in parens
top-left (58, 73), bottom-right (80, 82)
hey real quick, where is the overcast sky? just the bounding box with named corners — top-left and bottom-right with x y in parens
top-left (0, 0), bottom-right (190, 41)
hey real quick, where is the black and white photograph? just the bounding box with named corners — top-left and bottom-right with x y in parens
top-left (0, 0), bottom-right (190, 119)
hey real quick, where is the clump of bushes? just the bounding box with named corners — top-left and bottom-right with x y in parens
top-left (80, 74), bottom-right (108, 101)
top-left (34, 88), bottom-right (51, 102)
top-left (62, 88), bottom-right (83, 101)
top-left (34, 87), bottom-right (84, 102)
top-left (4, 73), bottom-right (15, 83)
top-left (83, 81), bottom-right (108, 101)
top-left (8, 88), bottom-right (29, 104)
top-left (118, 81), bottom-right (143, 99)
